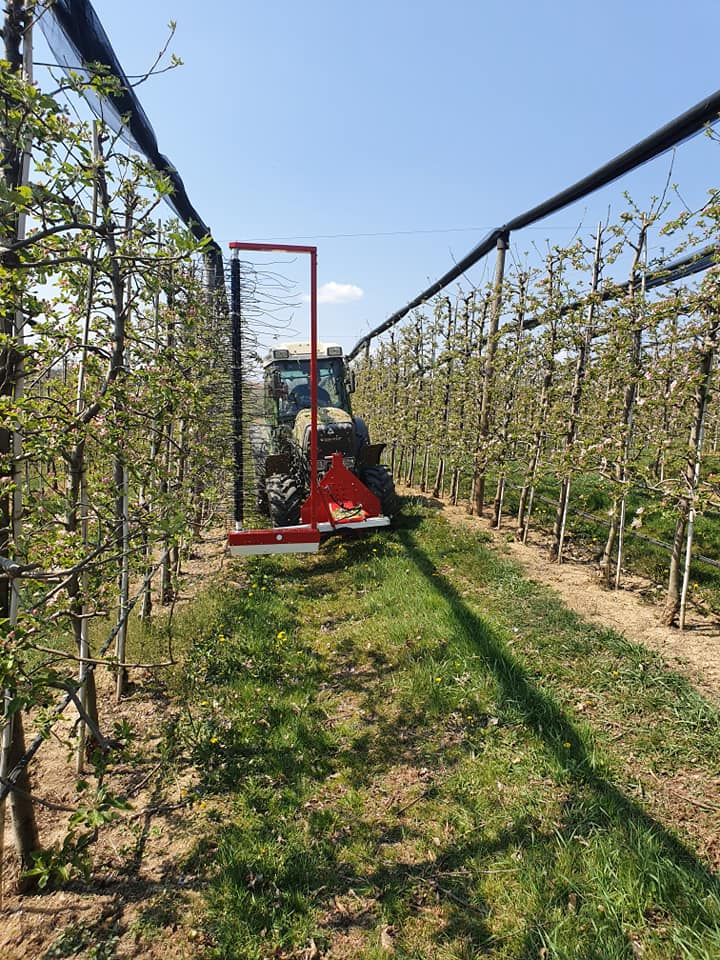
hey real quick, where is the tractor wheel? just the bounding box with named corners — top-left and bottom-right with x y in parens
top-left (265, 473), bottom-right (302, 527)
top-left (249, 424), bottom-right (272, 516)
top-left (360, 465), bottom-right (399, 517)
top-left (256, 481), bottom-right (269, 516)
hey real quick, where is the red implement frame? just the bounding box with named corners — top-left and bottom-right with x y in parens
top-left (227, 242), bottom-right (389, 557)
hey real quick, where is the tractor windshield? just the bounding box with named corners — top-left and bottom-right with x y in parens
top-left (272, 358), bottom-right (351, 420)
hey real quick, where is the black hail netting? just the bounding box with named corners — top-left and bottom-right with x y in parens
top-left (39, 0), bottom-right (224, 285)
top-left (227, 257), bottom-right (306, 528)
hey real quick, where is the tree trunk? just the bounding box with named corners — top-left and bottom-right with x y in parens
top-left (431, 459), bottom-right (444, 499)
top-left (492, 473), bottom-right (505, 528)
top-left (662, 508), bottom-right (688, 626)
top-left (600, 225), bottom-right (647, 587)
top-left (550, 224), bottom-right (602, 562)
top-left (406, 445), bottom-right (416, 486)
top-left (420, 448), bottom-right (430, 492)
top-left (1, 0), bottom-right (40, 887)
top-left (451, 466), bottom-right (461, 505)
top-left (517, 257), bottom-right (559, 542)
top-left (474, 236), bottom-right (508, 515)
top-left (665, 308), bottom-right (719, 626)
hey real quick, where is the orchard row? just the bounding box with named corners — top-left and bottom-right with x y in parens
top-left (355, 197), bottom-right (720, 630)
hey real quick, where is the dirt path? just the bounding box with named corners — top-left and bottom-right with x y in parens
top-left (407, 487), bottom-right (720, 704)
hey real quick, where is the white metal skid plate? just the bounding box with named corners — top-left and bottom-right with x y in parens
top-left (228, 540), bottom-right (320, 556)
top-left (227, 516), bottom-right (390, 556)
top-left (228, 525), bottom-right (320, 556)
top-left (318, 516), bottom-right (391, 533)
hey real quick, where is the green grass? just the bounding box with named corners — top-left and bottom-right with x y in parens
top-left (156, 500), bottom-right (720, 958)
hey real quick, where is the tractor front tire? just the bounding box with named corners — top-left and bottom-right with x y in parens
top-left (361, 465), bottom-right (399, 518)
top-left (266, 473), bottom-right (302, 528)
top-left (256, 481), bottom-right (269, 517)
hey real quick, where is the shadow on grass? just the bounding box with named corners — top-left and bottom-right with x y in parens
top-left (186, 514), bottom-right (720, 957)
top-left (397, 527), bottom-right (720, 952)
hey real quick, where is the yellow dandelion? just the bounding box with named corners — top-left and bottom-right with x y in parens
top-left (563, 742), bottom-right (571, 749)
top-left (210, 736), bottom-right (219, 744)
top-left (277, 631), bottom-right (286, 640)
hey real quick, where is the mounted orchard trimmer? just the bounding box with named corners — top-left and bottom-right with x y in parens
top-left (227, 242), bottom-right (397, 557)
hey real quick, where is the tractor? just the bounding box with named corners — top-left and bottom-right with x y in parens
top-left (249, 342), bottom-right (398, 528)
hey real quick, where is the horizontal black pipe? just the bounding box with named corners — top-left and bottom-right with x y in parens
top-left (349, 88), bottom-right (720, 360)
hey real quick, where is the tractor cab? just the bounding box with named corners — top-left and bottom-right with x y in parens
top-left (265, 343), bottom-right (354, 425)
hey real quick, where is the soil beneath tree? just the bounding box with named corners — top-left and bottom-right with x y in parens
top-left (0, 532), bottom-right (229, 960)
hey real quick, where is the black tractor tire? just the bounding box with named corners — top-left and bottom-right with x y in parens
top-left (266, 473), bottom-right (302, 527)
top-left (256, 481), bottom-right (270, 517)
top-left (249, 424), bottom-right (272, 516)
top-left (360, 465), bottom-right (399, 517)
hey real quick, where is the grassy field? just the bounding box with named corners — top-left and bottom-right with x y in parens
top-left (116, 498), bottom-right (720, 960)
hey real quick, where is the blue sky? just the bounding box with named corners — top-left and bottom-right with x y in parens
top-left (35, 1), bottom-right (720, 349)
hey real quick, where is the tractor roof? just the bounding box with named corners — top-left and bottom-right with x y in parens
top-left (263, 342), bottom-right (344, 366)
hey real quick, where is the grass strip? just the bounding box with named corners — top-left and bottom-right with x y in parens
top-left (160, 499), bottom-right (720, 959)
